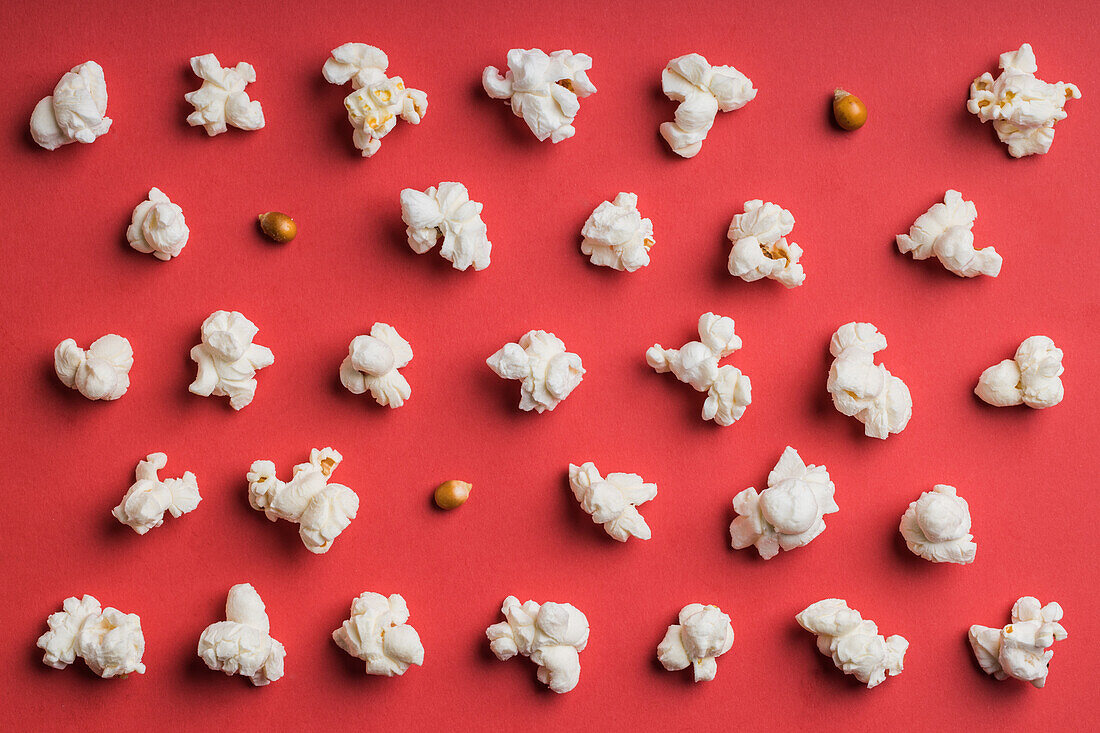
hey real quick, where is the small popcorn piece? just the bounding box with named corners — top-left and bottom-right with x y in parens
top-left (969, 597), bottom-right (1066, 688)
top-left (899, 485), bottom-right (976, 564)
top-left (486, 596), bottom-right (589, 693)
top-left (30, 61), bottom-right (112, 150)
top-left (797, 599), bottom-right (908, 689)
top-left (189, 310), bottom-right (274, 411)
top-left (660, 53), bottom-right (756, 158)
top-left (657, 604), bottom-right (734, 681)
top-left (975, 335), bottom-right (1064, 409)
top-left (483, 48), bottom-right (596, 143)
top-left (568, 462), bottom-right (657, 541)
top-left (112, 453), bottom-right (201, 535)
top-left (487, 330), bottom-right (584, 412)
top-left (127, 187), bottom-right (189, 261)
top-left (197, 583), bottom-right (286, 686)
top-left (184, 54), bottom-right (265, 136)
top-left (340, 323), bottom-right (413, 408)
top-left (333, 592), bottom-right (424, 676)
top-left (54, 334), bottom-right (133, 401)
top-left (727, 200), bottom-right (805, 287)
top-left (580, 192), bottom-right (654, 272)
top-left (37, 595), bottom-right (145, 678)
top-left (896, 191), bottom-right (1001, 277)
top-left (401, 182), bottom-right (491, 271)
top-left (827, 322), bottom-right (912, 439)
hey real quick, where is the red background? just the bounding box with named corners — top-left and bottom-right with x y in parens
top-left (2, 0), bottom-right (1097, 729)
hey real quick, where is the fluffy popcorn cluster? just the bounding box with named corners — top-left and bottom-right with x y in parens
top-left (899, 484), bottom-right (976, 564)
top-left (568, 462), bottom-right (657, 542)
top-left (333, 592), bottom-right (424, 676)
top-left (487, 330), bottom-right (585, 412)
top-left (184, 54), bottom-right (265, 136)
top-left (647, 313), bottom-right (751, 427)
top-left (727, 200), bottom-right (805, 287)
top-left (828, 322), bottom-right (912, 439)
top-left (54, 334), bottom-right (133, 401)
top-left (38, 595), bottom-right (145, 678)
top-left (797, 599), bottom-right (908, 689)
top-left (483, 49), bottom-right (596, 143)
top-left (968, 43), bottom-right (1080, 158)
top-left (112, 453), bottom-right (201, 535)
top-left (30, 61), bottom-right (111, 150)
top-left (189, 310), bottom-right (274, 410)
top-left (970, 597), bottom-right (1066, 688)
top-left (660, 53), bottom-right (756, 158)
top-left (486, 596), bottom-right (590, 694)
top-left (729, 446), bottom-right (837, 559)
top-left (657, 604), bottom-right (735, 682)
top-left (323, 43), bottom-right (427, 158)
top-left (340, 323), bottom-right (413, 407)
top-left (400, 182), bottom-right (491, 271)
top-left (975, 335), bottom-right (1064, 409)
top-left (895, 190), bottom-right (1001, 278)
top-left (580, 192), bottom-right (654, 272)
top-left (126, 187), bottom-right (189, 261)
top-left (198, 583), bottom-right (285, 686)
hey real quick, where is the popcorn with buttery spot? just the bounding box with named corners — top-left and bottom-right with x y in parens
top-left (828, 322), bottom-right (911, 439)
top-left (487, 596), bottom-right (589, 693)
top-left (54, 334), bottom-right (133, 401)
top-left (657, 604), bottom-right (734, 682)
top-left (401, 183), bottom-right (491, 271)
top-left (969, 597), bottom-right (1066, 688)
top-left (487, 330), bottom-right (584, 412)
top-left (112, 453), bottom-right (201, 535)
top-left (30, 61), bottom-right (112, 150)
top-left (896, 191), bottom-right (1001, 277)
top-left (38, 595), bottom-right (145, 678)
top-left (127, 188), bottom-right (189, 261)
top-left (189, 310), bottom-right (274, 410)
top-left (727, 200), bottom-right (804, 287)
top-left (483, 49), bottom-right (596, 143)
top-left (975, 335), bottom-right (1064, 408)
top-left (797, 599), bottom-right (908, 689)
top-left (660, 53), bottom-right (756, 158)
top-left (568, 462), bottom-right (657, 541)
top-left (340, 323), bottom-right (412, 408)
top-left (198, 583), bottom-right (285, 686)
top-left (185, 54), bottom-right (265, 136)
top-left (899, 484), bottom-right (976, 564)
top-left (333, 592), bottom-right (424, 676)
top-left (580, 192), bottom-right (654, 271)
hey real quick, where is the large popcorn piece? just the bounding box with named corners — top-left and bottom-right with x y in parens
top-left (483, 49), bottom-right (596, 143)
top-left (323, 43), bottom-right (428, 158)
top-left (646, 313), bottom-right (751, 427)
top-left (126, 187), bottom-right (189, 261)
top-left (400, 182), bottom-right (491, 271)
top-left (568, 462), bottom-right (657, 542)
top-left (580, 192), bottom-right (654, 272)
top-left (727, 200), bottom-right (805, 287)
top-left (975, 335), bottom-right (1064, 409)
top-left (899, 484), bottom-right (976, 564)
top-left (333, 592), bottom-right (424, 677)
top-left (657, 604), bottom-right (735, 682)
top-left (340, 323), bottom-right (412, 408)
top-left (486, 596), bottom-right (589, 694)
top-left (30, 61), bottom-right (112, 150)
top-left (54, 334), bottom-right (133, 401)
top-left (112, 453), bottom-right (201, 535)
top-left (967, 43), bottom-right (1080, 158)
top-left (796, 599), bottom-right (908, 689)
top-left (895, 191), bottom-right (1001, 277)
top-left (197, 583), bottom-right (286, 686)
top-left (487, 330), bottom-right (584, 412)
top-left (827, 322), bottom-right (912, 439)
top-left (247, 447), bottom-right (359, 554)
top-left (37, 595), bottom-right (145, 678)
top-left (184, 54), bottom-right (265, 136)
top-left (969, 597), bottom-right (1066, 688)
top-left (729, 446), bottom-right (838, 559)
top-left (660, 53), bottom-right (756, 158)
top-left (189, 310), bottom-right (274, 411)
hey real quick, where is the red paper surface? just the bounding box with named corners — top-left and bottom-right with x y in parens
top-left (2, 0), bottom-right (1097, 729)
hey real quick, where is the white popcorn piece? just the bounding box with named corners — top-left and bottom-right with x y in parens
top-left (896, 191), bottom-right (1001, 277)
top-left (333, 592), bottom-right (424, 677)
top-left (796, 599), bottom-right (908, 689)
top-left (184, 54), bottom-right (264, 136)
top-left (54, 334), bottom-right (133, 401)
top-left (646, 313), bottom-right (751, 427)
top-left (487, 330), bottom-right (584, 412)
top-left (580, 192), bottom-right (654, 272)
top-left (126, 187), bottom-right (189, 261)
top-left (400, 182), bottom-right (491, 271)
top-left (37, 595), bottom-right (145, 678)
top-left (30, 61), bottom-right (112, 151)
top-left (975, 335), bottom-right (1064, 409)
top-left (657, 604), bottom-right (735, 682)
top-left (483, 49), bottom-right (596, 143)
top-left (568, 462), bottom-right (657, 542)
top-left (827, 323), bottom-right (912, 439)
top-left (340, 323), bottom-right (412, 408)
top-left (189, 310), bottom-right (274, 411)
top-left (660, 53), bottom-right (756, 158)
top-left (486, 596), bottom-right (589, 694)
top-left (247, 447), bottom-right (359, 554)
top-left (112, 453), bottom-right (201, 535)
top-left (969, 597), bottom-right (1066, 688)
top-left (323, 43), bottom-right (428, 158)
top-left (968, 43), bottom-right (1080, 158)
top-left (899, 484), bottom-right (976, 564)
top-left (197, 583), bottom-right (286, 686)
top-left (727, 200), bottom-right (805, 287)
top-left (729, 446), bottom-right (838, 559)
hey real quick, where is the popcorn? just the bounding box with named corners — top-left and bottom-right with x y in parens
top-left (126, 187), bottom-right (189, 261)
top-left (899, 484), bottom-right (976, 564)
top-left (896, 191), bottom-right (1001, 277)
top-left (333, 592), bottom-right (424, 676)
top-left (189, 310), bottom-right (274, 411)
top-left (568, 462), bottom-right (657, 542)
top-left (486, 596), bottom-right (589, 693)
top-left (727, 200), bottom-right (804, 287)
top-left (487, 330), bottom-right (584, 412)
top-left (54, 334), bottom-right (133, 401)
top-left (646, 313), bottom-right (751, 426)
top-left (30, 61), bottom-right (112, 150)
top-left (340, 323), bottom-right (412, 408)
top-left (247, 447), bottom-right (358, 554)
top-left (975, 335), bottom-right (1064, 409)
top-left (580, 192), bottom-right (654, 272)
top-left (660, 53), bottom-right (756, 158)
top-left (796, 599), bottom-right (908, 689)
top-left (657, 604), bottom-right (734, 682)
top-left (197, 583), bottom-right (285, 686)
top-left (969, 597), bottom-right (1066, 688)
top-left (37, 595), bottom-right (145, 678)
top-left (483, 49), bottom-right (596, 143)
top-left (323, 43), bottom-right (428, 157)
top-left (112, 453), bottom-right (201, 535)
top-left (968, 43), bottom-right (1080, 157)
top-left (827, 322), bottom-right (911, 439)
top-left (400, 183), bottom-right (491, 271)
top-left (184, 54), bottom-right (265, 136)
top-left (729, 446), bottom-right (838, 559)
